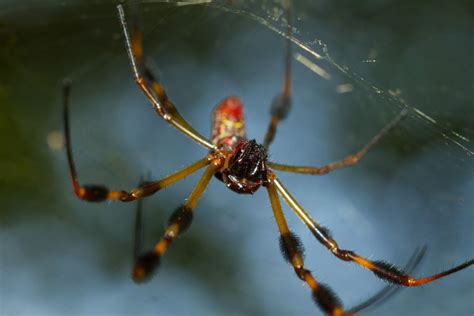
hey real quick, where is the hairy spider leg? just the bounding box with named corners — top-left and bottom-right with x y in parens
top-left (133, 175), bottom-right (153, 260)
top-left (133, 181), bottom-right (144, 260)
top-left (273, 178), bottom-right (474, 286)
top-left (117, 5), bottom-right (216, 150)
top-left (128, 174), bottom-right (420, 315)
top-left (267, 180), bottom-right (428, 316)
top-left (263, 0), bottom-right (293, 149)
top-left (266, 179), bottom-right (350, 316)
top-left (128, 5), bottom-right (199, 140)
top-left (63, 81), bottom-right (210, 202)
top-left (133, 162), bottom-right (220, 282)
top-left (269, 109), bottom-right (408, 175)
top-left (347, 246), bottom-right (426, 314)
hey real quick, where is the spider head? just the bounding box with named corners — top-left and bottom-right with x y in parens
top-left (221, 139), bottom-right (268, 194)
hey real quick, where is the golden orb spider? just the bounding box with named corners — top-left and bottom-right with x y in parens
top-left (62, 3), bottom-right (474, 315)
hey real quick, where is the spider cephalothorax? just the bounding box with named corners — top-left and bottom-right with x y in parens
top-left (220, 139), bottom-right (269, 194)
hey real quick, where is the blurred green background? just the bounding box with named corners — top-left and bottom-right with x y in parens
top-left (1, 1), bottom-right (473, 315)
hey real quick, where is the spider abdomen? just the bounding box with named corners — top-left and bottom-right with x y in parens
top-left (211, 96), bottom-right (246, 150)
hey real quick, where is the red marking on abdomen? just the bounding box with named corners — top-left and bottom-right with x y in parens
top-left (211, 96), bottom-right (247, 150)
top-left (216, 96), bottom-right (243, 120)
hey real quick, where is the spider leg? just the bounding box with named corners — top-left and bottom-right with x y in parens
top-left (132, 162), bottom-right (220, 282)
top-left (274, 178), bottom-right (474, 286)
top-left (263, 0), bottom-right (292, 149)
top-left (117, 5), bottom-right (215, 150)
top-left (63, 81), bottom-right (209, 202)
top-left (347, 245), bottom-right (426, 314)
top-left (266, 180), bottom-right (351, 316)
top-left (128, 4), bottom-right (199, 138)
top-left (133, 191), bottom-right (143, 260)
top-left (133, 174), bottom-right (152, 260)
top-left (269, 109), bottom-right (407, 175)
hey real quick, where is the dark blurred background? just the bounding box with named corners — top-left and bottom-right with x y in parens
top-left (0, 1), bottom-right (473, 315)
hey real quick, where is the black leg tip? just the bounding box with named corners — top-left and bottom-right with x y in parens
top-left (81, 185), bottom-right (109, 202)
top-left (270, 94), bottom-right (291, 120)
top-left (312, 283), bottom-right (343, 314)
top-left (167, 206), bottom-right (193, 234)
top-left (132, 251), bottom-right (161, 283)
top-left (372, 261), bottom-right (406, 283)
top-left (279, 231), bottom-right (305, 263)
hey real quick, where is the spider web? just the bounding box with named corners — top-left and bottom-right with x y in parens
top-left (226, 0), bottom-right (472, 154)
top-left (130, 0), bottom-right (473, 156)
top-left (1, 1), bottom-right (472, 316)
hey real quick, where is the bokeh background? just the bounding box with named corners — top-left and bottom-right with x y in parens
top-left (1, 0), bottom-right (473, 315)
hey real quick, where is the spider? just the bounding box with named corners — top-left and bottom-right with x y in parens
top-left (62, 3), bottom-right (474, 315)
